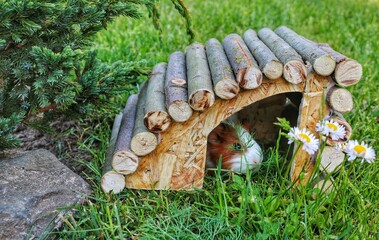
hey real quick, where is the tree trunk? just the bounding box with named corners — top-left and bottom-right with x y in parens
top-left (243, 29), bottom-right (283, 80)
top-left (258, 27), bottom-right (307, 84)
top-left (275, 26), bottom-right (336, 76)
top-left (317, 43), bottom-right (362, 86)
top-left (186, 43), bottom-right (215, 111)
top-left (101, 113), bottom-right (125, 194)
top-left (144, 63), bottom-right (171, 133)
top-left (205, 38), bottom-right (240, 99)
top-left (165, 51), bottom-right (193, 122)
top-left (326, 86), bottom-right (354, 113)
top-left (131, 84), bottom-right (158, 156)
top-left (222, 33), bottom-right (262, 89)
top-left (112, 94), bottom-right (140, 174)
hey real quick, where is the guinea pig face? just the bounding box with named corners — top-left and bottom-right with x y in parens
top-left (206, 123), bottom-right (263, 174)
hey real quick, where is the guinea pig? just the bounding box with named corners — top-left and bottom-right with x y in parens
top-left (206, 122), bottom-right (263, 174)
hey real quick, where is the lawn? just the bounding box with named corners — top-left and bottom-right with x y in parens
top-left (49, 0), bottom-right (379, 239)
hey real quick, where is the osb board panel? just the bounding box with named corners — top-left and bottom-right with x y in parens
top-left (125, 76), bottom-right (328, 190)
top-left (290, 91), bottom-right (330, 184)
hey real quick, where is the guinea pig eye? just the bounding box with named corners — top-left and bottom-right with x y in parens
top-left (232, 142), bottom-right (243, 151)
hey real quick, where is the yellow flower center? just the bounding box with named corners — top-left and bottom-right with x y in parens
top-left (354, 145), bottom-right (366, 154)
top-left (327, 123), bottom-right (338, 131)
top-left (299, 133), bottom-right (311, 143)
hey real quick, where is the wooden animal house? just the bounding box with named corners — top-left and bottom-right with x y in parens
top-left (101, 26), bottom-right (362, 193)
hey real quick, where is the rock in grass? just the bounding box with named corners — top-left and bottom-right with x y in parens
top-left (0, 149), bottom-right (91, 240)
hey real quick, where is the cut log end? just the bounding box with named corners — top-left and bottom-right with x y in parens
top-left (320, 146), bottom-right (345, 173)
top-left (327, 87), bottom-right (354, 113)
top-left (283, 60), bottom-right (307, 84)
top-left (262, 60), bottom-right (283, 80)
top-left (214, 80), bottom-right (240, 99)
top-left (101, 171), bottom-right (126, 194)
top-left (144, 111), bottom-right (171, 133)
top-left (189, 89), bottom-right (215, 111)
top-left (130, 132), bottom-right (158, 156)
top-left (313, 55), bottom-right (336, 76)
top-left (112, 151), bottom-right (139, 175)
top-left (167, 101), bottom-right (193, 122)
top-left (237, 67), bottom-right (262, 89)
top-left (313, 178), bottom-right (334, 198)
top-left (335, 59), bottom-right (363, 87)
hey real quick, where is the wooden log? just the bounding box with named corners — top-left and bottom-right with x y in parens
top-left (205, 38), bottom-right (240, 99)
top-left (258, 28), bottom-right (307, 84)
top-left (326, 86), bottom-right (354, 113)
top-left (317, 43), bottom-right (362, 86)
top-left (165, 51), bottom-right (193, 122)
top-left (222, 33), bottom-right (262, 89)
top-left (275, 26), bottom-right (336, 76)
top-left (312, 177), bottom-right (335, 198)
top-left (144, 63), bottom-right (171, 133)
top-left (112, 94), bottom-right (139, 175)
top-left (243, 29), bottom-right (283, 80)
top-left (319, 146), bottom-right (345, 173)
top-left (101, 113), bottom-right (125, 194)
top-left (131, 84), bottom-right (158, 156)
top-left (186, 43), bottom-right (215, 111)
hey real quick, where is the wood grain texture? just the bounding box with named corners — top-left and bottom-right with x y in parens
top-left (223, 33), bottom-right (262, 89)
top-left (317, 43), bottom-right (362, 86)
top-left (124, 75), bottom-right (329, 190)
top-left (165, 51), bottom-right (193, 122)
top-left (112, 95), bottom-right (139, 175)
top-left (243, 29), bottom-right (283, 80)
top-left (258, 27), bottom-right (307, 84)
top-left (186, 43), bottom-right (215, 111)
top-left (275, 26), bottom-right (336, 76)
top-left (290, 74), bottom-right (330, 185)
top-left (205, 38), bottom-right (240, 99)
top-left (144, 63), bottom-right (171, 133)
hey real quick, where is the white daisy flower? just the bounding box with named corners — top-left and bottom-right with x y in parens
top-left (343, 140), bottom-right (376, 163)
top-left (288, 127), bottom-right (320, 155)
top-left (316, 119), bottom-right (346, 140)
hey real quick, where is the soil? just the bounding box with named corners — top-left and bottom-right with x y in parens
top-left (2, 118), bottom-right (95, 178)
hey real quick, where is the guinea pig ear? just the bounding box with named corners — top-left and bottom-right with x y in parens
top-left (208, 123), bottom-right (229, 144)
top-left (241, 120), bottom-right (251, 133)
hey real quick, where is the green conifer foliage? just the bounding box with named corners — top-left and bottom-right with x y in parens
top-left (0, 0), bottom-right (193, 150)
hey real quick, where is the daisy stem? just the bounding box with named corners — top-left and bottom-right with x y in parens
top-left (309, 140), bottom-right (327, 184)
top-left (281, 144), bottom-right (302, 190)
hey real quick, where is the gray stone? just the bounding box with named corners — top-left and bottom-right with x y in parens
top-left (0, 149), bottom-right (91, 240)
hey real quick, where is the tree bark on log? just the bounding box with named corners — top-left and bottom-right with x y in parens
top-left (319, 146), bottom-right (345, 173)
top-left (144, 63), bottom-right (171, 133)
top-left (165, 51), bottom-right (193, 122)
top-left (317, 43), bottom-right (362, 86)
top-left (222, 33), bottom-right (262, 89)
top-left (101, 113), bottom-right (125, 194)
top-left (205, 38), bottom-right (240, 99)
top-left (243, 29), bottom-right (283, 80)
top-left (131, 84), bottom-right (158, 156)
top-left (112, 94), bottom-right (140, 175)
top-left (275, 26), bottom-right (336, 76)
top-left (258, 28), bottom-right (307, 84)
top-left (186, 43), bottom-right (215, 111)
top-left (326, 86), bottom-right (354, 113)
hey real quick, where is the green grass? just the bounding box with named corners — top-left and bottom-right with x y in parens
top-left (48, 0), bottom-right (379, 239)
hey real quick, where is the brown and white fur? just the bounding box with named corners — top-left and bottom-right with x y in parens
top-left (206, 120), bottom-right (263, 174)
